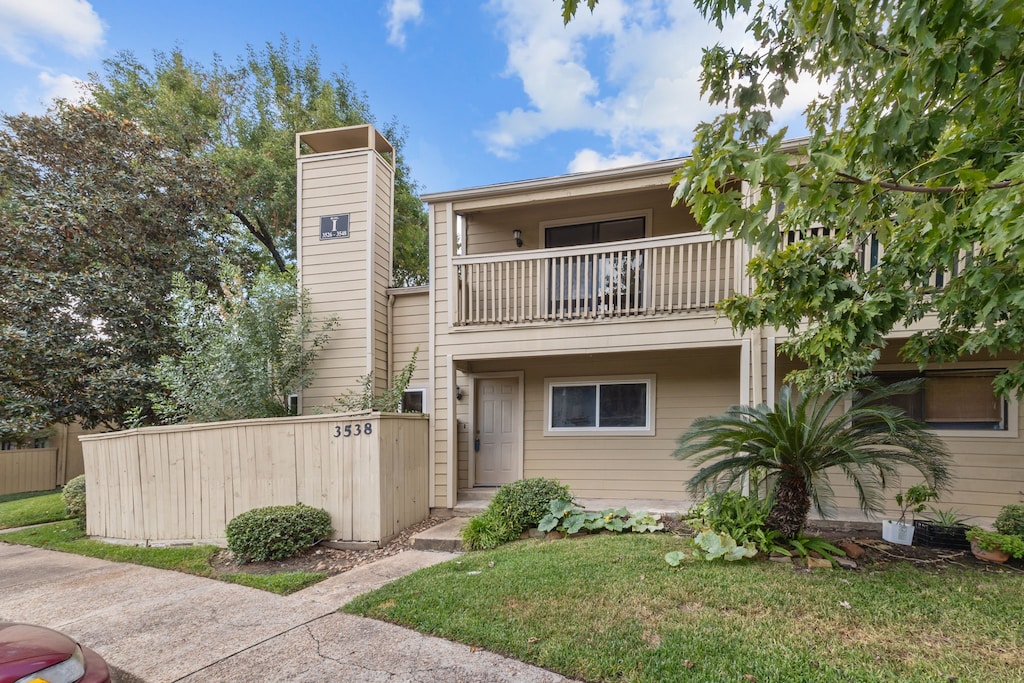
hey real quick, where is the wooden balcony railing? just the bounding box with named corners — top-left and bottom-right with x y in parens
top-left (453, 233), bottom-right (742, 326)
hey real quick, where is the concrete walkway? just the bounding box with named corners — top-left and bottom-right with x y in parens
top-left (0, 542), bottom-right (573, 682)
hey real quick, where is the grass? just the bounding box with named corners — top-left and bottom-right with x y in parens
top-left (345, 533), bottom-right (1024, 683)
top-left (0, 520), bottom-right (326, 595)
top-left (218, 571), bottom-right (327, 595)
top-left (0, 489), bottom-right (70, 529)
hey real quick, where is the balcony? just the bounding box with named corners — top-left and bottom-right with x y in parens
top-left (453, 233), bottom-right (742, 327)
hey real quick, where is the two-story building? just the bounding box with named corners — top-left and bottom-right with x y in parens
top-left (296, 124), bottom-right (1023, 524)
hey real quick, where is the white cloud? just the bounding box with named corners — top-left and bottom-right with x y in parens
top-left (38, 71), bottom-right (88, 104)
top-left (386, 0), bottom-right (423, 48)
top-left (568, 148), bottom-right (653, 173)
top-left (485, 0), bottom-right (818, 171)
top-left (0, 0), bottom-right (105, 65)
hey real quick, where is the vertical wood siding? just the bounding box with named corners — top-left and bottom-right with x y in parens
top-left (0, 449), bottom-right (58, 494)
top-left (80, 414), bottom-right (428, 545)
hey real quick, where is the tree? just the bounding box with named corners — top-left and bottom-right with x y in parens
top-left (672, 382), bottom-right (953, 538)
top-left (563, 1), bottom-right (1024, 394)
top-left (89, 38), bottom-right (430, 285)
top-left (0, 104), bottom-right (227, 436)
top-left (152, 263), bottom-right (333, 423)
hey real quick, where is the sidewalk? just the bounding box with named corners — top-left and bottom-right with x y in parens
top-left (0, 542), bottom-right (572, 682)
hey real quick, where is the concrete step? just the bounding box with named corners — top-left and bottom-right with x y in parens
top-left (456, 488), bottom-right (498, 502)
top-left (410, 517), bottom-right (467, 552)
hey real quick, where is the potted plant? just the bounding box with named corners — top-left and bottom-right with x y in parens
top-left (967, 503), bottom-right (1024, 563)
top-left (966, 527), bottom-right (1024, 563)
top-left (882, 484), bottom-right (936, 546)
top-left (913, 507), bottom-right (972, 551)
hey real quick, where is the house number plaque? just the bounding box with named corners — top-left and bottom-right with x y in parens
top-left (334, 423), bottom-right (372, 438)
top-left (319, 214), bottom-right (350, 240)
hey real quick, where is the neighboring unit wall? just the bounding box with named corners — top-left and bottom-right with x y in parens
top-left (390, 287), bottom-right (429, 387)
top-left (0, 448), bottom-right (58, 495)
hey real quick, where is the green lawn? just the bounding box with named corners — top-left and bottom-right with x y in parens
top-left (0, 489), bottom-right (69, 529)
top-left (0, 520), bottom-right (325, 595)
top-left (345, 534), bottom-right (1024, 683)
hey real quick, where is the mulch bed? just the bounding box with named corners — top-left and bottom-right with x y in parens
top-left (209, 515), bottom-right (447, 577)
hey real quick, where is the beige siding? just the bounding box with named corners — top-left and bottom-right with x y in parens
top-left (299, 142), bottom-right (394, 412)
top-left (300, 153), bottom-right (372, 409)
top-left (391, 290), bottom-right (429, 385)
top-left (464, 188), bottom-right (699, 255)
top-left (775, 348), bottom-right (1024, 524)
top-left (463, 348), bottom-right (739, 500)
top-left (81, 414), bottom-right (428, 544)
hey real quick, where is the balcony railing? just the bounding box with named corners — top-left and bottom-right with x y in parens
top-left (453, 233), bottom-right (742, 327)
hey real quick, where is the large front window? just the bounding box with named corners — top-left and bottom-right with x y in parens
top-left (546, 377), bottom-right (654, 435)
top-left (871, 370), bottom-right (1008, 431)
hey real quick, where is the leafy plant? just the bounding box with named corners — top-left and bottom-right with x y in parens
top-left (334, 348), bottom-right (418, 413)
top-left (486, 478), bottom-right (572, 534)
top-left (893, 484), bottom-right (937, 524)
top-left (994, 504), bottom-right (1024, 537)
top-left (225, 503), bottom-right (332, 563)
top-left (153, 263), bottom-right (335, 423)
top-left (672, 382), bottom-right (953, 538)
top-left (665, 527), bottom-right (758, 565)
top-left (61, 475), bottom-right (87, 529)
top-left (921, 507), bottom-right (971, 528)
top-left (625, 511), bottom-right (664, 534)
top-left (783, 535), bottom-right (846, 564)
top-left (460, 508), bottom-right (518, 551)
top-left (538, 499), bottom-right (593, 535)
top-left (966, 527), bottom-right (1024, 560)
top-left (685, 490), bottom-right (783, 554)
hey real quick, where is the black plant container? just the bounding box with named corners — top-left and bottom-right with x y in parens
top-left (913, 520), bottom-right (971, 550)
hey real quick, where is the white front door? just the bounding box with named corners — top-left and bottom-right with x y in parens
top-left (475, 377), bottom-right (520, 486)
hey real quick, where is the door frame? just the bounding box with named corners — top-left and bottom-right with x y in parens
top-left (468, 371), bottom-right (524, 488)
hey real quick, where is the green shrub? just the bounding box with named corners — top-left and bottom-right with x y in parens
top-left (460, 508), bottom-right (517, 551)
top-left (685, 491), bottom-right (782, 554)
top-left (489, 478), bottom-right (572, 533)
top-left (62, 475), bottom-right (87, 528)
top-left (994, 504), bottom-right (1024, 537)
top-left (225, 503), bottom-right (332, 563)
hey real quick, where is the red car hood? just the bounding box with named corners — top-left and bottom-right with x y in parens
top-left (0, 622), bottom-right (78, 683)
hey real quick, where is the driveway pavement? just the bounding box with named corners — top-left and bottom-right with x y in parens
top-left (0, 542), bottom-right (572, 682)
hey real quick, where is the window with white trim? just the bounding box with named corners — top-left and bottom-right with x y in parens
top-left (546, 378), bottom-right (654, 435)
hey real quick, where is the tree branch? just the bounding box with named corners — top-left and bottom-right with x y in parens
top-left (834, 172), bottom-right (1018, 195)
top-left (231, 209), bottom-right (287, 272)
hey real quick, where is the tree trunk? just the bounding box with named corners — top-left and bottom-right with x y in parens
top-left (766, 474), bottom-right (811, 539)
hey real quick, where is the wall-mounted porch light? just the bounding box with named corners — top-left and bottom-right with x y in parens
top-left (513, 229), bottom-right (523, 248)
top-left (456, 385), bottom-right (464, 401)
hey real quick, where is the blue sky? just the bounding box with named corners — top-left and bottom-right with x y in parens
top-left (0, 0), bottom-right (815, 194)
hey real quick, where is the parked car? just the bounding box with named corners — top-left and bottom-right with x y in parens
top-left (0, 622), bottom-right (109, 683)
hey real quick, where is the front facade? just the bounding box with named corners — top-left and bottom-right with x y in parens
top-left (297, 125), bottom-right (1023, 525)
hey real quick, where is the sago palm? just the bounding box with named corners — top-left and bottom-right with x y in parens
top-left (672, 381), bottom-right (953, 538)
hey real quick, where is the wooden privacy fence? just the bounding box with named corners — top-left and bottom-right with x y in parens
top-left (80, 413), bottom-right (429, 546)
top-left (0, 448), bottom-right (59, 495)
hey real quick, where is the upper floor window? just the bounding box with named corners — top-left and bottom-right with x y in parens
top-left (870, 370), bottom-right (1008, 431)
top-left (544, 216), bottom-right (646, 248)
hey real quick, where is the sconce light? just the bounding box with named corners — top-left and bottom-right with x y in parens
top-left (513, 229), bottom-right (523, 248)
top-left (456, 385), bottom-right (463, 401)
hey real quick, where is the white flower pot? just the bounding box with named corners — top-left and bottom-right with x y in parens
top-left (882, 520), bottom-right (915, 546)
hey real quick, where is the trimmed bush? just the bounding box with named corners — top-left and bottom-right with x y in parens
top-left (62, 475), bottom-right (87, 528)
top-left (226, 503), bottom-right (333, 563)
top-left (489, 478), bottom-right (572, 534)
top-left (460, 508), bottom-right (518, 551)
top-left (994, 504), bottom-right (1024, 537)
